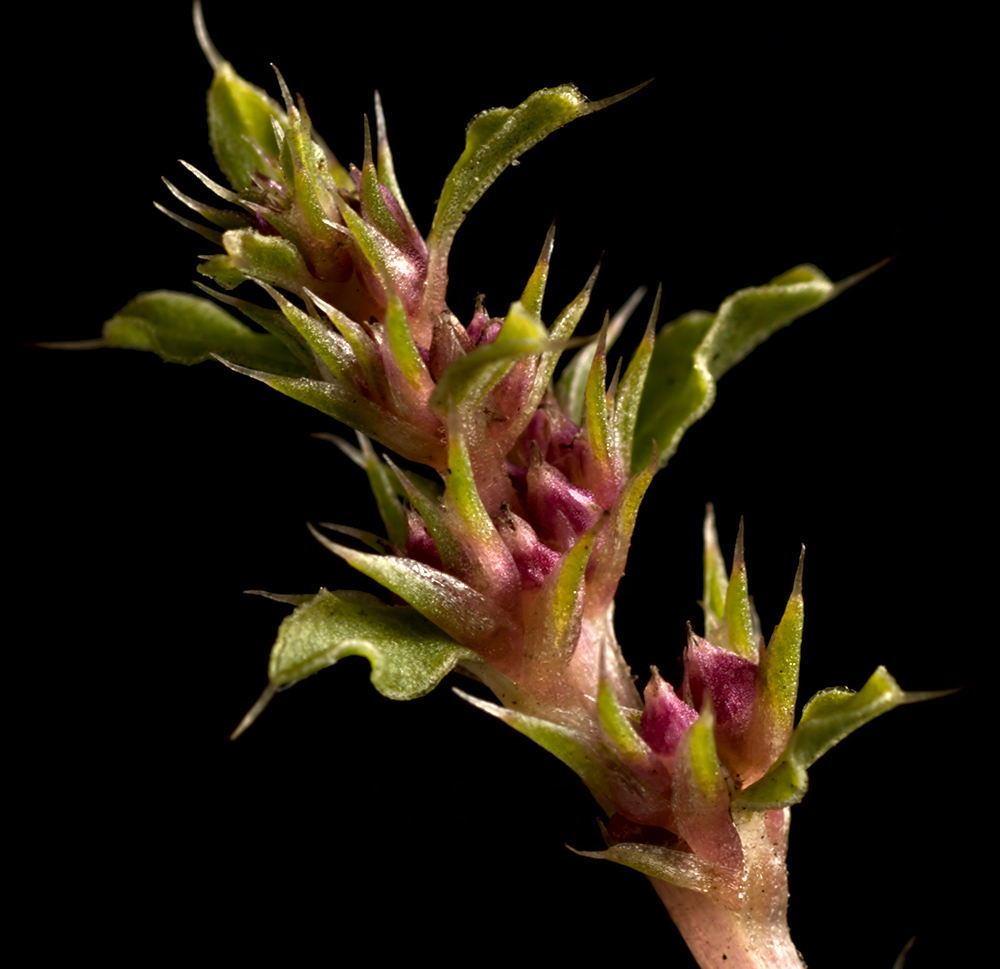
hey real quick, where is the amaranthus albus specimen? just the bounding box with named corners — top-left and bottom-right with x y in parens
top-left (81, 6), bottom-right (937, 966)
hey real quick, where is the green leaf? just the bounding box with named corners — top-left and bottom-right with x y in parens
top-left (423, 85), bottom-right (611, 319)
top-left (632, 265), bottom-right (834, 472)
top-left (101, 291), bottom-right (308, 375)
top-left (230, 588), bottom-right (477, 738)
top-left (429, 86), bottom-right (584, 250)
top-left (736, 666), bottom-right (929, 809)
top-left (631, 310), bottom-right (715, 471)
top-left (267, 588), bottom-right (476, 692)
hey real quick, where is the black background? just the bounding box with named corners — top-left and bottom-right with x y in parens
top-left (14, 4), bottom-right (977, 965)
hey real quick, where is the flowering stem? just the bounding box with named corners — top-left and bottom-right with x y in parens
top-left (648, 809), bottom-right (806, 969)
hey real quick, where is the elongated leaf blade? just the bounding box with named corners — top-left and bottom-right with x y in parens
top-left (632, 266), bottom-right (835, 472)
top-left (423, 85), bottom-right (591, 318)
top-left (102, 291), bottom-right (308, 375)
top-left (735, 666), bottom-right (933, 809)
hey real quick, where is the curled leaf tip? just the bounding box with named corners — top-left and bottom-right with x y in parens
top-left (580, 78), bottom-right (654, 115)
top-left (230, 682), bottom-right (278, 740)
top-left (832, 255), bottom-right (895, 297)
top-left (193, 0), bottom-right (224, 71)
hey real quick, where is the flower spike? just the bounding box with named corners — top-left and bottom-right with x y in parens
top-left (75, 12), bottom-right (936, 967)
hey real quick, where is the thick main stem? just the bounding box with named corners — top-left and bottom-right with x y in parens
top-left (649, 809), bottom-right (806, 969)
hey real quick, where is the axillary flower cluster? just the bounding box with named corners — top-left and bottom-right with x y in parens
top-left (94, 7), bottom-right (933, 967)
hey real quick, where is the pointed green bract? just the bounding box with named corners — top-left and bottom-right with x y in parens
top-left (597, 678), bottom-right (647, 764)
top-left (520, 223), bottom-right (555, 317)
top-left (612, 288), bottom-right (659, 475)
top-left (385, 293), bottom-right (432, 392)
top-left (736, 666), bottom-right (919, 809)
top-left (215, 360), bottom-right (443, 466)
top-left (701, 505), bottom-right (729, 637)
top-left (685, 705), bottom-right (724, 802)
top-left (207, 60), bottom-right (287, 192)
top-left (262, 282), bottom-right (357, 382)
top-left (760, 550), bottom-right (805, 740)
top-left (503, 266), bottom-right (601, 447)
top-left (454, 689), bottom-right (618, 813)
top-left (215, 228), bottom-right (312, 293)
top-left (309, 527), bottom-right (511, 652)
top-left (583, 323), bottom-right (615, 490)
top-left (307, 291), bottom-right (384, 396)
top-left (430, 300), bottom-right (549, 413)
top-left (358, 436), bottom-right (409, 551)
top-left (531, 515), bottom-right (604, 667)
top-left (632, 266), bottom-right (834, 472)
top-left (101, 291), bottom-right (308, 375)
top-left (384, 454), bottom-right (467, 575)
top-left (445, 425), bottom-right (499, 548)
top-left (374, 91), bottom-right (416, 229)
top-left (724, 529), bottom-right (755, 661)
top-left (557, 287), bottom-right (646, 425)
top-left (266, 588), bottom-right (476, 696)
top-left (193, 282), bottom-right (312, 369)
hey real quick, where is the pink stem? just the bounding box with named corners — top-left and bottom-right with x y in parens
top-left (649, 809), bottom-right (806, 969)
